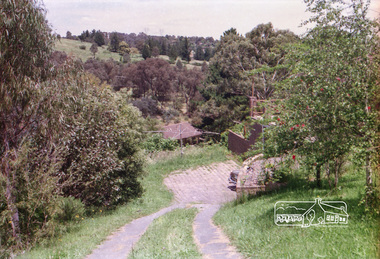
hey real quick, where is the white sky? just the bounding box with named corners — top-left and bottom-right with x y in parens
top-left (43, 0), bottom-right (380, 39)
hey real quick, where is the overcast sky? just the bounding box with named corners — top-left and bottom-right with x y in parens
top-left (43, 0), bottom-right (380, 39)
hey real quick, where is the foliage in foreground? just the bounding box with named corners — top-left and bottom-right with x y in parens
top-left (0, 0), bottom-right (144, 254)
top-left (263, 0), bottom-right (379, 189)
top-left (214, 169), bottom-right (379, 258)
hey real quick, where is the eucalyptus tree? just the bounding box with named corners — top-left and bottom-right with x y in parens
top-left (94, 30), bottom-right (105, 46)
top-left (247, 23), bottom-right (299, 99)
top-left (197, 25), bottom-right (298, 132)
top-left (109, 32), bottom-right (120, 52)
top-left (0, 0), bottom-right (145, 252)
top-left (124, 58), bottom-right (176, 100)
top-left (1, 0), bottom-right (55, 243)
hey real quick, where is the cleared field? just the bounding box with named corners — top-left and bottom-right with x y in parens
top-left (54, 39), bottom-right (207, 68)
top-left (54, 38), bottom-right (143, 62)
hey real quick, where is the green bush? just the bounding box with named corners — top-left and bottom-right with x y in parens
top-left (56, 197), bottom-right (85, 222)
top-left (79, 45), bottom-right (86, 50)
top-left (143, 134), bottom-right (179, 153)
top-left (57, 75), bottom-right (145, 207)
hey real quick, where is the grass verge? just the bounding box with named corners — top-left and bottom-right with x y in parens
top-left (128, 208), bottom-right (202, 259)
top-left (17, 144), bottom-right (228, 259)
top-left (213, 169), bottom-right (379, 258)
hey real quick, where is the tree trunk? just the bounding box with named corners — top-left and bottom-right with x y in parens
top-left (316, 164), bottom-right (321, 187)
top-left (365, 154), bottom-right (372, 187)
top-left (365, 154), bottom-right (373, 207)
top-left (326, 162), bottom-right (331, 189)
top-left (334, 158), bottom-right (344, 188)
top-left (6, 180), bottom-right (20, 239)
top-left (184, 94), bottom-right (189, 112)
top-left (4, 158), bottom-right (21, 242)
top-left (2, 134), bottom-right (21, 243)
top-left (334, 162), bottom-right (339, 188)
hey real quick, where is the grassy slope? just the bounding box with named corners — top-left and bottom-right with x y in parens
top-left (128, 208), bottom-right (202, 259)
top-left (213, 169), bottom-right (379, 258)
top-left (17, 145), bottom-right (228, 259)
top-left (54, 39), bottom-right (202, 68)
top-left (53, 38), bottom-right (143, 62)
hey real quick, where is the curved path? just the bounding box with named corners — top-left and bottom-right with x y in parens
top-left (86, 204), bottom-right (185, 259)
top-left (193, 204), bottom-right (243, 259)
top-left (164, 160), bottom-right (242, 259)
top-left (86, 160), bottom-right (242, 259)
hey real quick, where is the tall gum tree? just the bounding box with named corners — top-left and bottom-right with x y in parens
top-left (0, 0), bottom-right (54, 242)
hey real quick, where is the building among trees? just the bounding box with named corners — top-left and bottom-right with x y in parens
top-left (162, 122), bottom-right (202, 145)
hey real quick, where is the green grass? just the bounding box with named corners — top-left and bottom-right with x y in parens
top-left (213, 169), bottom-right (379, 259)
top-left (53, 38), bottom-right (143, 62)
top-left (146, 144), bottom-right (229, 173)
top-left (54, 39), bottom-right (206, 67)
top-left (17, 144), bottom-right (228, 259)
top-left (128, 208), bottom-right (202, 259)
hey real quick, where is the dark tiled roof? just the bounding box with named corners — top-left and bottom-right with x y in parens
top-left (162, 122), bottom-right (202, 140)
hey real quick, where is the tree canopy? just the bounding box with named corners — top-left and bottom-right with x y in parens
top-left (264, 0), bottom-right (379, 188)
top-left (109, 32), bottom-right (120, 52)
top-left (195, 24), bottom-right (299, 132)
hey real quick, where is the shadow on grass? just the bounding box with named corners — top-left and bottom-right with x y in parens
top-left (240, 171), bottom-right (378, 225)
top-left (216, 167), bottom-right (379, 259)
top-left (232, 170), bottom-right (372, 220)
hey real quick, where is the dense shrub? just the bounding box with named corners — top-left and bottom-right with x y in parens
top-left (143, 134), bottom-right (179, 153)
top-left (50, 50), bottom-right (68, 67)
top-left (54, 73), bottom-right (145, 207)
top-left (56, 197), bottom-right (86, 222)
top-left (132, 97), bottom-right (161, 117)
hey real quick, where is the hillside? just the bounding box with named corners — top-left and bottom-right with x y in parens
top-left (53, 38), bottom-right (143, 62)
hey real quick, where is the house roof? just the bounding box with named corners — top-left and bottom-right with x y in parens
top-left (162, 122), bottom-right (202, 140)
